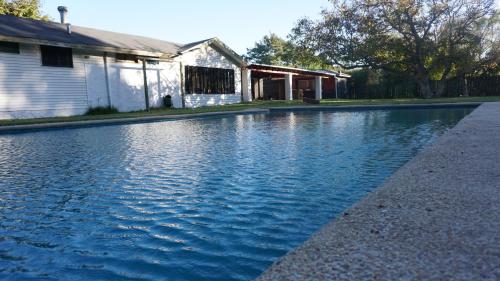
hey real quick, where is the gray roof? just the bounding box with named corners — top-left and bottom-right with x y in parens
top-left (179, 38), bottom-right (212, 53)
top-left (0, 14), bottom-right (192, 56)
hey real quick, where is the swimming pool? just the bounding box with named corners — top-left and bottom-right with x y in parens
top-left (0, 107), bottom-right (473, 281)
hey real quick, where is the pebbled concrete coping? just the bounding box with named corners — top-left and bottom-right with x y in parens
top-left (0, 102), bottom-right (481, 134)
top-left (0, 109), bottom-right (270, 134)
top-left (268, 102), bottom-right (481, 112)
top-left (257, 102), bottom-right (500, 280)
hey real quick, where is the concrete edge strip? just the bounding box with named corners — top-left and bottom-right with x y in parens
top-left (257, 102), bottom-right (500, 280)
top-left (268, 102), bottom-right (481, 112)
top-left (0, 109), bottom-right (270, 134)
top-left (0, 102), bottom-right (482, 134)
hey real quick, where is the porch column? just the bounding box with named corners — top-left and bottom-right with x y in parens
top-left (252, 79), bottom-right (259, 100)
top-left (334, 77), bottom-right (339, 99)
top-left (315, 76), bottom-right (323, 100)
top-left (258, 79), bottom-right (264, 99)
top-left (241, 69), bottom-right (252, 102)
top-left (285, 73), bottom-right (293, 100)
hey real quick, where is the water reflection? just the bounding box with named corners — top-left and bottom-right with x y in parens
top-left (0, 108), bottom-right (472, 281)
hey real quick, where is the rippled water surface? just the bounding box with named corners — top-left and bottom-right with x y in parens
top-left (0, 108), bottom-right (472, 281)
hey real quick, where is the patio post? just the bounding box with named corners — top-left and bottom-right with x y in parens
top-left (285, 73), bottom-right (293, 100)
top-left (242, 69), bottom-right (252, 102)
top-left (315, 76), bottom-right (322, 100)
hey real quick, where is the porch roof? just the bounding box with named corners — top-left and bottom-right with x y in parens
top-left (247, 64), bottom-right (350, 78)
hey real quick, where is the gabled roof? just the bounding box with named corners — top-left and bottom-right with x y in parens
top-left (177, 37), bottom-right (246, 67)
top-left (179, 38), bottom-right (212, 53)
top-left (0, 14), bottom-right (246, 66)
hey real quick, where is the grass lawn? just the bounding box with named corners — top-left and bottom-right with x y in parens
top-left (1, 96), bottom-right (499, 127)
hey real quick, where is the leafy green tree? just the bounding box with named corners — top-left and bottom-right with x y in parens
top-left (0, 0), bottom-right (48, 20)
top-left (290, 0), bottom-right (498, 98)
top-left (244, 33), bottom-right (292, 66)
top-left (244, 33), bottom-right (330, 69)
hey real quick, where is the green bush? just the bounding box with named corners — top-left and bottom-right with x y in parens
top-left (85, 106), bottom-right (119, 115)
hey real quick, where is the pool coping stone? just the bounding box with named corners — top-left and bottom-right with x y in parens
top-left (0, 108), bottom-right (270, 134)
top-left (0, 102), bottom-right (482, 134)
top-left (268, 102), bottom-right (480, 111)
top-left (257, 102), bottom-right (500, 280)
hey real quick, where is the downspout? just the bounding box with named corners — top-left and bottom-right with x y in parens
top-left (103, 52), bottom-right (112, 108)
top-left (142, 58), bottom-right (150, 112)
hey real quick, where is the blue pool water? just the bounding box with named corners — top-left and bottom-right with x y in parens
top-left (0, 108), bottom-right (472, 281)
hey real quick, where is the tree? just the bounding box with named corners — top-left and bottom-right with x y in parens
top-left (244, 33), bottom-right (330, 69)
top-left (244, 33), bottom-right (292, 66)
top-left (0, 0), bottom-right (48, 20)
top-left (290, 0), bottom-right (498, 98)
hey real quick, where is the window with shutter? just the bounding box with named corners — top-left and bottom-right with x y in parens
top-left (185, 66), bottom-right (235, 94)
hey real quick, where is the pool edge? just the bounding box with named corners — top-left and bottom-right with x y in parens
top-left (268, 102), bottom-right (481, 112)
top-left (257, 102), bottom-right (500, 280)
top-left (0, 109), bottom-right (271, 134)
top-left (0, 102), bottom-right (482, 134)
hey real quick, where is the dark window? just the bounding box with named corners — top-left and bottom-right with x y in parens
top-left (41, 45), bottom-right (73, 67)
top-left (0, 41), bottom-right (20, 54)
top-left (185, 66), bottom-right (235, 94)
top-left (116, 53), bottom-right (139, 63)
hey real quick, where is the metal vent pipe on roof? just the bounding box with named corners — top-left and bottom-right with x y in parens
top-left (57, 6), bottom-right (68, 24)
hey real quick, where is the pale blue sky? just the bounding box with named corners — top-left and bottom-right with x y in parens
top-left (40, 0), bottom-right (329, 54)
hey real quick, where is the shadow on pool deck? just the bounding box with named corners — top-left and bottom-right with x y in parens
top-left (257, 102), bottom-right (500, 280)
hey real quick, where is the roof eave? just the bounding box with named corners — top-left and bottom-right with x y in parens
top-left (0, 34), bottom-right (173, 58)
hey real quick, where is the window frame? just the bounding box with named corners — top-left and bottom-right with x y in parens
top-left (115, 53), bottom-right (140, 63)
top-left (184, 66), bottom-right (235, 95)
top-left (0, 41), bottom-right (20, 54)
top-left (40, 45), bottom-right (74, 68)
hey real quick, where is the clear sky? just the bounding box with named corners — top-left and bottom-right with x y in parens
top-left (40, 0), bottom-right (329, 55)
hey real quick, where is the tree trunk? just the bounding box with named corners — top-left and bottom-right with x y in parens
top-left (415, 65), bottom-right (434, 99)
top-left (463, 76), bottom-right (469, 97)
top-left (417, 76), bottom-right (433, 99)
top-left (435, 80), bottom-right (445, 98)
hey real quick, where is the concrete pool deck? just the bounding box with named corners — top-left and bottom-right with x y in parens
top-left (257, 102), bottom-right (500, 280)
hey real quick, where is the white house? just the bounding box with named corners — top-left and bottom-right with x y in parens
top-left (0, 8), bottom-right (252, 120)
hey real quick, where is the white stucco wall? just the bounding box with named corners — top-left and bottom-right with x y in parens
top-left (0, 44), bottom-right (89, 119)
top-left (176, 44), bottom-right (242, 108)
top-left (0, 41), bottom-right (242, 120)
top-left (83, 54), bottom-right (109, 109)
top-left (106, 60), bottom-right (182, 112)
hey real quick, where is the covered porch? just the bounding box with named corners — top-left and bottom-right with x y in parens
top-left (242, 64), bottom-right (347, 102)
